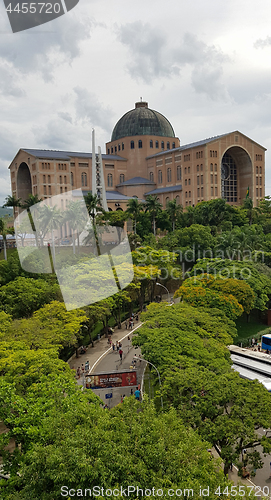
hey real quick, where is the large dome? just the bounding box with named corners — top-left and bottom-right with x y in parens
top-left (111, 101), bottom-right (175, 141)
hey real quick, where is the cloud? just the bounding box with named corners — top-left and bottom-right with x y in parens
top-left (73, 87), bottom-right (114, 133)
top-left (254, 37), bottom-right (271, 49)
top-left (58, 111), bottom-right (73, 124)
top-left (116, 23), bottom-right (229, 100)
top-left (0, 3), bottom-right (94, 82)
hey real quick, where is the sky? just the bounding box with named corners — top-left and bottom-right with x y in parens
top-left (0, 0), bottom-right (271, 205)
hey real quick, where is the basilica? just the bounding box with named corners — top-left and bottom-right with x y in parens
top-left (9, 101), bottom-right (266, 211)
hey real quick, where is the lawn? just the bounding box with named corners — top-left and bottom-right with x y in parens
top-left (235, 310), bottom-right (268, 343)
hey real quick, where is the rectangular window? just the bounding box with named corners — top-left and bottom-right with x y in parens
top-left (211, 187), bottom-right (213, 196)
top-left (201, 187), bottom-right (204, 197)
top-left (48, 186), bottom-right (51, 195)
top-left (43, 175), bottom-right (46, 183)
top-left (215, 175), bottom-right (217, 184)
top-left (43, 185), bottom-right (47, 195)
top-left (201, 175), bottom-right (203, 184)
top-left (256, 177), bottom-right (258, 185)
top-left (210, 174), bottom-right (213, 183)
top-left (256, 188), bottom-right (258, 197)
top-left (260, 177), bottom-right (262, 185)
top-left (197, 176), bottom-right (199, 185)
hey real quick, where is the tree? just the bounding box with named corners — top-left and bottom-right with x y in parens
top-left (0, 378), bottom-right (240, 499)
top-left (2, 301), bottom-right (87, 352)
top-left (144, 195), bottom-right (162, 235)
top-left (0, 217), bottom-right (14, 261)
top-left (126, 197), bottom-right (144, 234)
top-left (38, 204), bottom-right (63, 267)
top-left (0, 277), bottom-right (61, 318)
top-left (3, 194), bottom-right (21, 218)
top-left (64, 200), bottom-right (88, 254)
top-left (193, 258), bottom-right (271, 312)
top-left (133, 302), bottom-right (271, 476)
top-left (175, 274), bottom-right (255, 316)
top-left (165, 199), bottom-right (183, 231)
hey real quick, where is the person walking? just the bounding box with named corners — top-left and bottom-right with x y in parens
top-left (134, 388), bottom-right (140, 400)
top-left (116, 341), bottom-right (119, 352)
top-left (125, 319), bottom-right (128, 330)
top-left (112, 342), bottom-right (115, 351)
top-left (119, 348), bottom-right (123, 361)
top-left (85, 360), bottom-right (89, 372)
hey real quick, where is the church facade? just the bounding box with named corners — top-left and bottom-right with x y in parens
top-left (9, 101), bottom-right (266, 212)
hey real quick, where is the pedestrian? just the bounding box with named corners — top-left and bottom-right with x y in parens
top-left (119, 348), bottom-right (123, 360)
top-left (130, 388), bottom-right (133, 395)
top-left (129, 320), bottom-right (131, 329)
top-left (81, 363), bottom-right (85, 374)
top-left (85, 360), bottom-right (89, 372)
top-left (116, 341), bottom-right (119, 352)
top-left (76, 366), bottom-right (81, 379)
top-left (243, 449), bottom-right (247, 467)
top-left (112, 342), bottom-right (115, 351)
top-left (138, 355), bottom-right (142, 363)
top-left (136, 314), bottom-right (139, 322)
top-left (125, 319), bottom-right (128, 329)
top-left (252, 337), bottom-right (255, 347)
top-left (134, 388), bottom-right (140, 400)
top-left (119, 342), bottom-right (122, 348)
top-left (127, 336), bottom-right (130, 341)
top-left (121, 395), bottom-right (124, 403)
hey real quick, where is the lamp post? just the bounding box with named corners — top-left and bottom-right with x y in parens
top-left (134, 355), bottom-right (163, 409)
top-left (156, 282), bottom-right (170, 303)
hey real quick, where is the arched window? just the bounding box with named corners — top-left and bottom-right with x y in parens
top-left (167, 142), bottom-right (170, 149)
top-left (150, 172), bottom-right (154, 181)
top-left (59, 175), bottom-right (62, 184)
top-left (107, 173), bottom-right (113, 187)
top-left (48, 175), bottom-right (51, 183)
top-left (156, 141), bottom-right (159, 148)
top-left (172, 142), bottom-right (175, 149)
top-left (166, 196), bottom-right (170, 204)
top-left (167, 168), bottom-right (172, 182)
top-left (158, 170), bottom-right (162, 184)
top-left (138, 140), bottom-right (142, 148)
top-left (150, 140), bottom-right (153, 148)
top-left (130, 140), bottom-right (134, 149)
top-left (64, 175), bottom-right (67, 184)
top-left (176, 195), bottom-right (180, 205)
top-left (177, 166), bottom-right (181, 180)
top-left (184, 167), bottom-right (187, 174)
top-left (71, 172), bottom-right (74, 186)
top-left (81, 172), bottom-right (87, 187)
top-left (120, 174), bottom-right (125, 183)
top-left (161, 141), bottom-right (164, 149)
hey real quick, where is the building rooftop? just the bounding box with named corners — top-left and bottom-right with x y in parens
top-left (111, 102), bottom-right (175, 141)
top-left (116, 176), bottom-right (155, 187)
top-left (145, 185), bottom-right (182, 195)
top-left (21, 149), bottom-right (126, 161)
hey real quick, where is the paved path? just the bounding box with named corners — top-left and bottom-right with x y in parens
top-left (67, 319), bottom-right (258, 493)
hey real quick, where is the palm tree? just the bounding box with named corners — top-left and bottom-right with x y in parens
top-left (84, 193), bottom-right (103, 225)
top-left (64, 200), bottom-right (88, 254)
top-left (0, 217), bottom-right (14, 260)
top-left (126, 198), bottom-right (144, 234)
top-left (144, 195), bottom-right (162, 235)
top-left (3, 195), bottom-right (21, 218)
top-left (165, 199), bottom-right (183, 231)
top-left (21, 194), bottom-right (42, 246)
top-left (38, 204), bottom-right (63, 268)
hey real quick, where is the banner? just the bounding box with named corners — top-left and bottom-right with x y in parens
top-left (85, 371), bottom-right (137, 389)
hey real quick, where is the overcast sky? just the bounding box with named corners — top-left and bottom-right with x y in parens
top-left (0, 0), bottom-right (271, 205)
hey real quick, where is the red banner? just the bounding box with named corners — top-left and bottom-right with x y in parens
top-left (85, 371), bottom-right (137, 389)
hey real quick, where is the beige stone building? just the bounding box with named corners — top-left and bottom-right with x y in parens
top-left (9, 101), bottom-right (266, 212)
